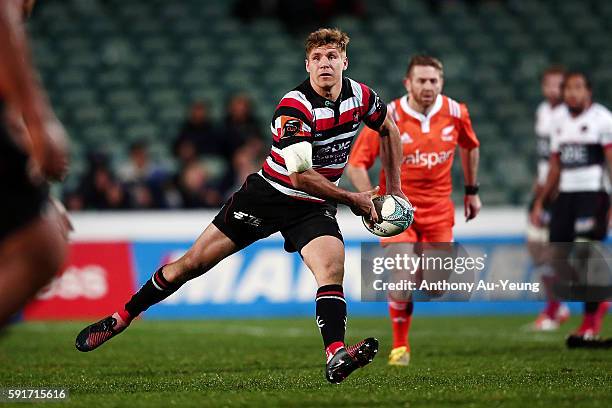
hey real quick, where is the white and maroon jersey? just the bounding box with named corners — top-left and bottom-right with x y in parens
top-left (550, 103), bottom-right (612, 192)
top-left (259, 77), bottom-right (387, 202)
top-left (535, 101), bottom-right (563, 186)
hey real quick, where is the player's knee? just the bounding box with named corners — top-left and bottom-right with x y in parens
top-left (315, 260), bottom-right (344, 285)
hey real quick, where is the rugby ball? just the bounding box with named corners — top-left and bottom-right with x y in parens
top-left (362, 195), bottom-right (414, 237)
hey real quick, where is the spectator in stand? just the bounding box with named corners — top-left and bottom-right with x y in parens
top-left (177, 161), bottom-right (223, 208)
top-left (219, 94), bottom-right (266, 191)
top-left (73, 152), bottom-right (131, 210)
top-left (117, 141), bottom-right (169, 209)
top-left (230, 137), bottom-right (266, 192)
top-left (223, 94), bottom-right (264, 155)
top-left (173, 101), bottom-right (222, 157)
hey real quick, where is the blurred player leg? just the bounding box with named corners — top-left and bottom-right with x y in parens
top-left (0, 206), bottom-right (67, 326)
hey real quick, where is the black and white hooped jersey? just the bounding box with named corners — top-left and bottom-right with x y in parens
top-left (550, 103), bottom-right (612, 192)
top-left (534, 101), bottom-right (563, 186)
top-left (259, 77), bottom-right (387, 202)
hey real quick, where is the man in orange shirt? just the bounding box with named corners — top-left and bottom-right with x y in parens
top-left (346, 55), bottom-right (481, 366)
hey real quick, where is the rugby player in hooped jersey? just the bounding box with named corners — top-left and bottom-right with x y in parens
top-left (531, 71), bottom-right (612, 348)
top-left (76, 28), bottom-right (406, 383)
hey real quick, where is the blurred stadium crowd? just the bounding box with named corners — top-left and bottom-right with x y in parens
top-left (25, 0), bottom-right (612, 210)
top-left (63, 96), bottom-right (267, 210)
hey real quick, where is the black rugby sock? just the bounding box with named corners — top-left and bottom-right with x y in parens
top-left (316, 284), bottom-right (347, 358)
top-left (124, 266), bottom-right (183, 318)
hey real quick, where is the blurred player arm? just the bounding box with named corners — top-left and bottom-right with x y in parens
top-left (0, 0), bottom-right (68, 180)
top-left (458, 104), bottom-right (481, 221)
top-left (530, 153), bottom-right (560, 226)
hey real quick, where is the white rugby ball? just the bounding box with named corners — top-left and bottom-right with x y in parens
top-left (362, 195), bottom-right (414, 237)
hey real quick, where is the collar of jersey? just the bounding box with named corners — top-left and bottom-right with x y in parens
top-left (400, 94), bottom-right (443, 122)
top-left (302, 77), bottom-right (349, 108)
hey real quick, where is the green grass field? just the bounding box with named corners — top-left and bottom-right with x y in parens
top-left (1, 316), bottom-right (611, 407)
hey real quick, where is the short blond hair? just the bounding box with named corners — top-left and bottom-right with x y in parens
top-left (305, 28), bottom-right (350, 57)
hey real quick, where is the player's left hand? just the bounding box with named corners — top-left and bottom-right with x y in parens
top-left (464, 194), bottom-right (481, 222)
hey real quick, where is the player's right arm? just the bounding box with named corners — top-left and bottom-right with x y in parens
top-left (289, 168), bottom-right (379, 220)
top-left (0, 0), bottom-right (68, 180)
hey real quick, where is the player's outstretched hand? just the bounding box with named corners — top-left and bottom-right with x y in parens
top-left (350, 186), bottom-right (379, 223)
top-left (464, 194), bottom-right (481, 222)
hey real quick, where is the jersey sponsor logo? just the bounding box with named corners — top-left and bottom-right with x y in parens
top-left (400, 132), bottom-right (413, 144)
top-left (313, 139), bottom-right (352, 165)
top-left (559, 143), bottom-right (604, 168)
top-left (561, 144), bottom-right (588, 165)
top-left (403, 149), bottom-right (454, 169)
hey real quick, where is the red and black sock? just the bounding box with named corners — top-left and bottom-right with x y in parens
top-left (124, 266), bottom-right (182, 319)
top-left (315, 284), bottom-right (346, 361)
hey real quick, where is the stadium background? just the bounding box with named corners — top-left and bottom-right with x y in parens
top-left (20, 0), bottom-right (612, 320)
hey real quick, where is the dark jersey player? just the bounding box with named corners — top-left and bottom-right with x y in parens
top-left (76, 28), bottom-right (405, 383)
top-left (0, 0), bottom-right (70, 327)
top-left (531, 71), bottom-right (612, 348)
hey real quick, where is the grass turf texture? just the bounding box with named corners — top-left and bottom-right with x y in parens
top-left (0, 316), bottom-right (611, 407)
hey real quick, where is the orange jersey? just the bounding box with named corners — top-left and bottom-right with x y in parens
top-left (348, 94), bottom-right (479, 207)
